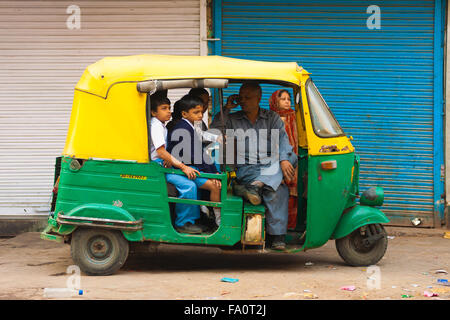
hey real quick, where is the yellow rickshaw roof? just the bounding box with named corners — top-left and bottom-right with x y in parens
top-left (76, 54), bottom-right (306, 98)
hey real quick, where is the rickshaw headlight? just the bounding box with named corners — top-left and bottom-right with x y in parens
top-left (360, 187), bottom-right (384, 207)
top-left (321, 160), bottom-right (337, 170)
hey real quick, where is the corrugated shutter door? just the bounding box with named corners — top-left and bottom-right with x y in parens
top-left (219, 0), bottom-right (441, 226)
top-left (0, 0), bottom-right (202, 214)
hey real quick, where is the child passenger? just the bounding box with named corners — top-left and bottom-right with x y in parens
top-left (165, 99), bottom-right (182, 133)
top-left (149, 94), bottom-right (207, 234)
top-left (269, 89), bottom-right (298, 230)
top-left (188, 88), bottom-right (210, 131)
top-left (167, 94), bottom-right (222, 227)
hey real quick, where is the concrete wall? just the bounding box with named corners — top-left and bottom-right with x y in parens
top-left (0, 219), bottom-right (48, 237)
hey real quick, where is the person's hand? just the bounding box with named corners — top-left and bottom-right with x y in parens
top-left (163, 160), bottom-right (172, 168)
top-left (212, 178), bottom-right (222, 189)
top-left (280, 160), bottom-right (295, 182)
top-left (181, 165), bottom-right (200, 180)
top-left (225, 94), bottom-right (239, 109)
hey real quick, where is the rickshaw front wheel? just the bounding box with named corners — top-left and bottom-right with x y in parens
top-left (71, 228), bottom-right (129, 276)
top-left (335, 224), bottom-right (387, 267)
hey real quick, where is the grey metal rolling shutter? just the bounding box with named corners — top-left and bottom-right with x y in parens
top-left (0, 0), bottom-right (203, 215)
top-left (217, 0), bottom-right (444, 226)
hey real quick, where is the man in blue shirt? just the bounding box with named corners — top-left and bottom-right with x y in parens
top-left (211, 82), bottom-right (298, 249)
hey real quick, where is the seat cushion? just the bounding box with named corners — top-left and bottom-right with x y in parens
top-left (167, 182), bottom-right (178, 197)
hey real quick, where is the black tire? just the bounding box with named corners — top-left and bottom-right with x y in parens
top-left (335, 224), bottom-right (388, 266)
top-left (70, 228), bottom-right (129, 276)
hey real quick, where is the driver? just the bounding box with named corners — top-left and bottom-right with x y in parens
top-left (211, 81), bottom-right (298, 249)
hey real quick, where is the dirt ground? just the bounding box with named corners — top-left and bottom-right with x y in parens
top-left (0, 227), bottom-right (449, 301)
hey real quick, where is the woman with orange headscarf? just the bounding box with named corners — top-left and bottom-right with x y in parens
top-left (269, 89), bottom-right (298, 230)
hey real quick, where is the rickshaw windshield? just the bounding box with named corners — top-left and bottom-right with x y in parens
top-left (306, 78), bottom-right (344, 138)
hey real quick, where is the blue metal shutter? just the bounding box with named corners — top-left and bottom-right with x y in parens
top-left (214, 0), bottom-right (445, 227)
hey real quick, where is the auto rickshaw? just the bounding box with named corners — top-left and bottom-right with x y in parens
top-left (40, 54), bottom-right (389, 276)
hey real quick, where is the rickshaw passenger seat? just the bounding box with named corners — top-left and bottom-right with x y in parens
top-left (166, 182), bottom-right (178, 197)
top-left (166, 182), bottom-right (177, 224)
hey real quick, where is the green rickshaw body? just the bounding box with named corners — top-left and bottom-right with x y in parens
top-left (44, 151), bottom-right (386, 250)
top-left (43, 150), bottom-right (389, 252)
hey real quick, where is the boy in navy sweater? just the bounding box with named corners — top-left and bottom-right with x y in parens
top-left (167, 94), bottom-right (222, 227)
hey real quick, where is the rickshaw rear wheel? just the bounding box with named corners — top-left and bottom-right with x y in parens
top-left (335, 224), bottom-right (387, 266)
top-left (70, 227), bottom-right (129, 276)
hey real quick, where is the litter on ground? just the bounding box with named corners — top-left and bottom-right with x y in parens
top-left (221, 277), bottom-right (239, 283)
top-left (340, 285), bottom-right (356, 291)
top-left (423, 291), bottom-right (439, 297)
top-left (303, 293), bottom-right (318, 299)
top-left (437, 279), bottom-right (449, 286)
top-left (434, 269), bottom-right (448, 274)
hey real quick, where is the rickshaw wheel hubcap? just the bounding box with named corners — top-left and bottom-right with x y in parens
top-left (88, 236), bottom-right (113, 259)
top-left (351, 230), bottom-right (374, 253)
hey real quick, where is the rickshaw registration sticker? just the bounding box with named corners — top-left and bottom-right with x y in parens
top-left (120, 174), bottom-right (147, 180)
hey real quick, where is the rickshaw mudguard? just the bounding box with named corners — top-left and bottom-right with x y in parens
top-left (54, 203), bottom-right (144, 242)
top-left (331, 205), bottom-right (390, 240)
